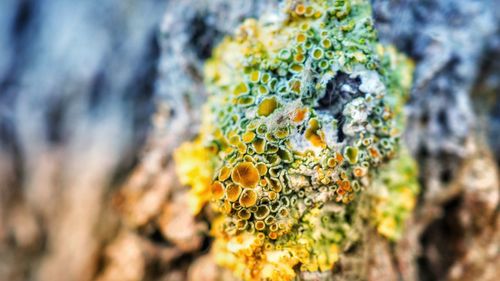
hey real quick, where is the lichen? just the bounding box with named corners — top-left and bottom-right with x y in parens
top-left (370, 147), bottom-right (419, 240)
top-left (175, 0), bottom-right (418, 280)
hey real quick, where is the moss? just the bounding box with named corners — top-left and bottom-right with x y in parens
top-left (175, 0), bottom-right (418, 280)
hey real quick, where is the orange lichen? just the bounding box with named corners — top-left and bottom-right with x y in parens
top-left (292, 108), bottom-right (307, 123)
top-left (226, 183), bottom-right (242, 202)
top-left (369, 146), bottom-right (381, 158)
top-left (232, 162), bottom-right (260, 188)
top-left (305, 119), bottom-right (326, 147)
top-left (212, 181), bottom-right (225, 200)
top-left (335, 152), bottom-right (344, 163)
top-left (219, 166), bottom-right (231, 181)
top-left (256, 162), bottom-right (268, 176)
top-left (295, 4), bottom-right (306, 15)
top-left (267, 191), bottom-right (278, 201)
top-left (353, 167), bottom-right (366, 178)
top-left (239, 189), bottom-right (258, 207)
top-left (296, 33), bottom-right (307, 43)
top-left (255, 221), bottom-right (265, 231)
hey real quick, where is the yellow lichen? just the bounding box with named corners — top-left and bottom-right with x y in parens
top-left (257, 97), bottom-right (278, 117)
top-left (173, 138), bottom-right (213, 214)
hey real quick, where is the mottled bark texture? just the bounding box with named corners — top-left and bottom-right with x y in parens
top-left (0, 0), bottom-right (498, 281)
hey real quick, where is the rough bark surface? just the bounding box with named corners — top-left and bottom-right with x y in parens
top-left (0, 0), bottom-right (498, 281)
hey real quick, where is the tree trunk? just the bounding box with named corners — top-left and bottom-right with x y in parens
top-left (0, 0), bottom-right (498, 280)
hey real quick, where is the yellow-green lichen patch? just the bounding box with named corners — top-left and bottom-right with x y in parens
top-left (344, 146), bottom-right (359, 164)
top-left (252, 138), bottom-right (266, 154)
top-left (174, 0), bottom-right (418, 280)
top-left (233, 82), bottom-right (249, 95)
top-left (370, 148), bottom-right (419, 240)
top-left (257, 97), bottom-right (279, 116)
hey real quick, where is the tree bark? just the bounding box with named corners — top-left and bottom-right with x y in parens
top-left (0, 0), bottom-right (498, 280)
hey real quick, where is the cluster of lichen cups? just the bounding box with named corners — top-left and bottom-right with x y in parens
top-left (174, 0), bottom-right (417, 280)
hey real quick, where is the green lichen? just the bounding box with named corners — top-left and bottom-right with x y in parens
top-left (174, 0), bottom-right (418, 280)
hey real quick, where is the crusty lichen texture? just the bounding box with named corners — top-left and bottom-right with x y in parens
top-left (174, 0), bottom-right (418, 280)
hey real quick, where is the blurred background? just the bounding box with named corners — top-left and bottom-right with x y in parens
top-left (0, 0), bottom-right (499, 280)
